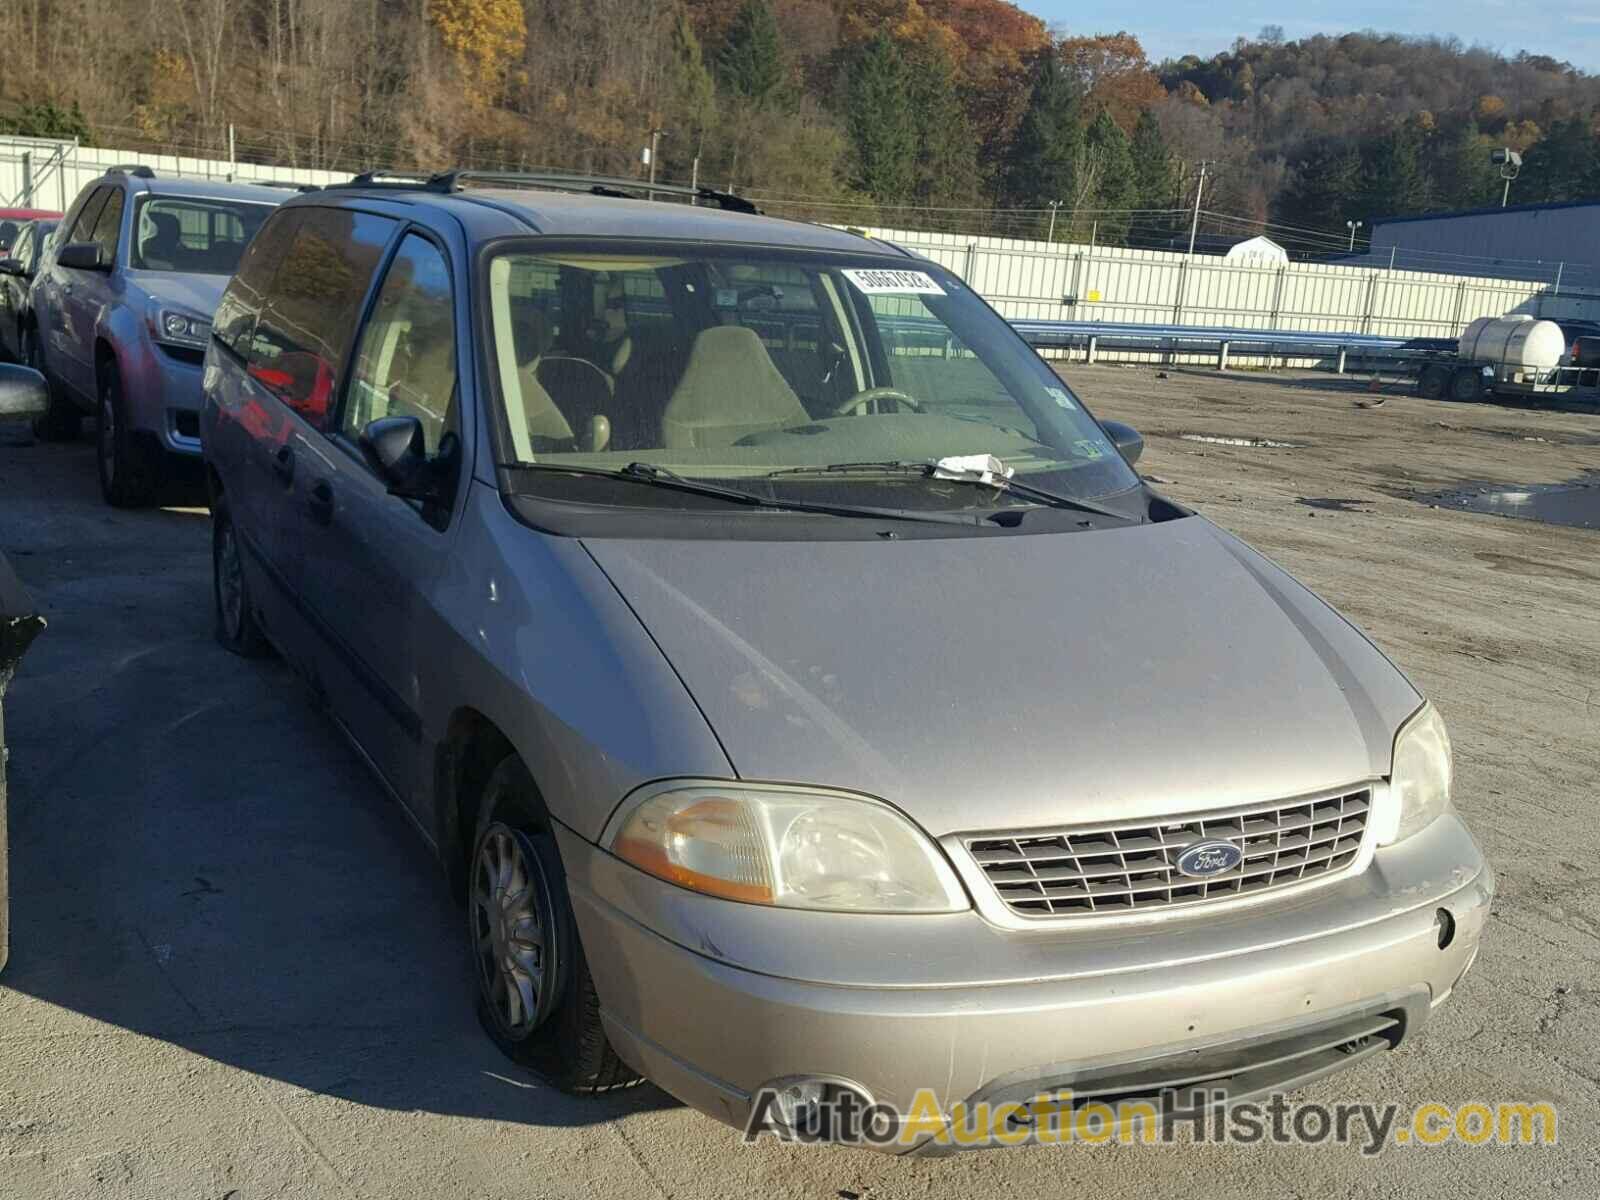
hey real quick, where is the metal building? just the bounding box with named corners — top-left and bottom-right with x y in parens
top-left (1365, 200), bottom-right (1600, 289)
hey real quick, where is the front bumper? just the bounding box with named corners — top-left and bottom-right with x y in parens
top-left (122, 341), bottom-right (205, 456)
top-left (560, 813), bottom-right (1491, 1149)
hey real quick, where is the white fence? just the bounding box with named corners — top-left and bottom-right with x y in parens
top-left (0, 136), bottom-right (340, 213)
top-left (856, 227), bottom-right (1600, 359)
top-left (6, 134), bottom-right (1595, 364)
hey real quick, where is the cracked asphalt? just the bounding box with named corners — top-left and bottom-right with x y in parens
top-left (1, 369), bottom-right (1596, 1198)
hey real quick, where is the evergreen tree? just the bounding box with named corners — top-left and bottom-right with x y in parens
top-left (1363, 123), bottom-right (1429, 218)
top-left (1084, 109), bottom-right (1134, 243)
top-left (716, 0), bottom-right (785, 109)
top-left (1521, 116), bottom-right (1600, 203)
top-left (1004, 51), bottom-right (1087, 239)
top-left (1279, 139), bottom-right (1365, 233)
top-left (846, 34), bottom-right (918, 203)
top-left (1425, 118), bottom-right (1497, 210)
top-left (1130, 109), bottom-right (1177, 230)
top-left (906, 44), bottom-right (982, 209)
top-left (666, 10), bottom-right (717, 172)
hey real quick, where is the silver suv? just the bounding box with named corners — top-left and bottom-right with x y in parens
top-left (30, 167), bottom-right (289, 505)
top-left (202, 172), bottom-right (1491, 1151)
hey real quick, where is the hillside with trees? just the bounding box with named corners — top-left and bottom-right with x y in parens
top-left (3, 2), bottom-right (1600, 254)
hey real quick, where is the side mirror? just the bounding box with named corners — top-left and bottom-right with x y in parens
top-left (57, 242), bottom-right (108, 272)
top-left (0, 259), bottom-right (23, 278)
top-left (359, 415), bottom-right (460, 510)
top-left (0, 364), bottom-right (49, 422)
top-left (1101, 419), bottom-right (1144, 466)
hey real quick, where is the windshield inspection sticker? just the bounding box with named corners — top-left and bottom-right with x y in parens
top-left (1045, 386), bottom-right (1077, 411)
top-left (842, 268), bottom-right (946, 296)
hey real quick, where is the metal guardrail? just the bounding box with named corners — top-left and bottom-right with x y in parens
top-left (1011, 318), bottom-right (1435, 372)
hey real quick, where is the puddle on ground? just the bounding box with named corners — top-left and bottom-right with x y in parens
top-left (1177, 433), bottom-right (1305, 449)
top-left (1427, 475), bottom-right (1600, 530)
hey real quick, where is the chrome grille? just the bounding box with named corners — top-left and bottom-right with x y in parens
top-left (964, 788), bottom-right (1371, 919)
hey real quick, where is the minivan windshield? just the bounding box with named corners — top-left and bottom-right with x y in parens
top-left (131, 196), bottom-right (275, 275)
top-left (486, 245), bottom-right (1140, 509)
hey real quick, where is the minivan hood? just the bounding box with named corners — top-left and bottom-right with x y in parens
top-left (129, 271), bottom-right (227, 319)
top-left (583, 518), bottom-right (1421, 836)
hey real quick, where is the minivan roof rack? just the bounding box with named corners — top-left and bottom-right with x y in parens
top-left (253, 180), bottom-right (321, 192)
top-left (331, 169), bottom-right (760, 214)
top-left (106, 164), bottom-right (156, 179)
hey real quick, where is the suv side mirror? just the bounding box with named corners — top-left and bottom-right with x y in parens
top-left (1101, 419), bottom-right (1144, 466)
top-left (57, 242), bottom-right (108, 272)
top-left (0, 259), bottom-right (23, 278)
top-left (0, 364), bottom-right (49, 421)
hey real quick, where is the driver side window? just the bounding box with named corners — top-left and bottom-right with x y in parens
top-left (343, 234), bottom-right (458, 457)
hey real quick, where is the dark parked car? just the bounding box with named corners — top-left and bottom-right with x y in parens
top-left (0, 218), bottom-right (59, 365)
top-left (0, 207), bottom-right (61, 255)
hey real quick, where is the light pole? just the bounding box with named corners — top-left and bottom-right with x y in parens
top-left (1491, 148), bottom-right (1521, 208)
top-left (1046, 200), bottom-right (1062, 243)
top-left (1346, 219), bottom-right (1363, 252)
top-left (1186, 161), bottom-right (1212, 257)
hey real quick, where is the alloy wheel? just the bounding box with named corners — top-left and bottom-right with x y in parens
top-left (216, 521), bottom-right (245, 641)
top-left (98, 387), bottom-right (116, 487)
top-left (471, 823), bottom-right (554, 1038)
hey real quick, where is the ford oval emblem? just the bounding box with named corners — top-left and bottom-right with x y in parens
top-left (1175, 839), bottom-right (1243, 879)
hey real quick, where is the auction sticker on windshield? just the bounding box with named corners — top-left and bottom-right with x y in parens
top-left (842, 268), bottom-right (946, 295)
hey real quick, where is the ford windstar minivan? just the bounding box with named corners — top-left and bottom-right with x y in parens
top-left (201, 171), bottom-right (1491, 1151)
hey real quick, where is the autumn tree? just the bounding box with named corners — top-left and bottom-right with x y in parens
top-left (429, 0), bottom-right (526, 108)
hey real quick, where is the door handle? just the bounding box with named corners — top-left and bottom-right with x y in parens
top-left (271, 444), bottom-right (294, 484)
top-left (307, 480), bottom-right (334, 525)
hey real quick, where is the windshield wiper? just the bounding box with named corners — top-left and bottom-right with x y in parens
top-left (506, 461), bottom-right (977, 525)
top-left (764, 459), bottom-right (1140, 523)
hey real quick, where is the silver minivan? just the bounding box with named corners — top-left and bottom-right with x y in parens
top-left (201, 173), bottom-right (1491, 1151)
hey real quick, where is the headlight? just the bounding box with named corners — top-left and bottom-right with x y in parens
top-left (1379, 703), bottom-right (1453, 845)
top-left (608, 782), bottom-right (968, 913)
top-left (151, 307), bottom-right (211, 349)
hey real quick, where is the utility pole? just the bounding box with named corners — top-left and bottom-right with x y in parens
top-left (1046, 199), bottom-right (1062, 243)
top-left (1187, 161), bottom-right (1212, 257)
top-left (645, 128), bottom-right (666, 200)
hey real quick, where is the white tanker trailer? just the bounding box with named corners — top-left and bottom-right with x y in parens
top-left (1416, 315), bottom-right (1594, 404)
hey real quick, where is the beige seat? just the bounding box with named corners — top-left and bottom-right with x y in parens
top-left (660, 325), bottom-right (810, 449)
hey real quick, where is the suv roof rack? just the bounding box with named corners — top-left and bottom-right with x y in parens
top-left (252, 180), bottom-right (321, 192)
top-left (106, 164), bottom-right (156, 179)
top-left (332, 169), bottom-right (760, 214)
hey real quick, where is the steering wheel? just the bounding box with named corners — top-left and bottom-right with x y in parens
top-left (832, 387), bottom-right (924, 417)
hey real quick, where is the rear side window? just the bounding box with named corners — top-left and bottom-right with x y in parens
top-left (8, 225), bottom-right (33, 267)
top-left (214, 208), bottom-right (301, 356)
top-left (67, 187), bottom-right (109, 244)
top-left (246, 208), bottom-right (396, 430)
top-left (89, 188), bottom-right (125, 262)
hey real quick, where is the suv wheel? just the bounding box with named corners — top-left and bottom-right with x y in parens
top-left (97, 369), bottom-right (157, 507)
top-left (212, 496), bottom-right (269, 657)
top-left (27, 329), bottom-right (82, 442)
top-left (470, 755), bottom-right (641, 1094)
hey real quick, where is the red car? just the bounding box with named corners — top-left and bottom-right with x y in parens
top-left (0, 208), bottom-right (62, 254)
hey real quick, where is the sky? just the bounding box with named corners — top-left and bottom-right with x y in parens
top-left (1018, 0), bottom-right (1600, 72)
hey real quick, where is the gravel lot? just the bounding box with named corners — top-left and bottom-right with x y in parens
top-left (1, 368), bottom-right (1595, 1198)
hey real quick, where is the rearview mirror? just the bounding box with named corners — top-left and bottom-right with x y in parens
top-left (0, 363), bottom-right (49, 421)
top-left (57, 242), bottom-right (108, 272)
top-left (1101, 419), bottom-right (1143, 466)
top-left (0, 259), bottom-right (23, 278)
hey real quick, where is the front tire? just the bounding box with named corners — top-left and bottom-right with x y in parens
top-left (212, 495), bottom-right (269, 658)
top-left (470, 755), bottom-right (641, 1094)
top-left (97, 368), bottom-right (157, 507)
